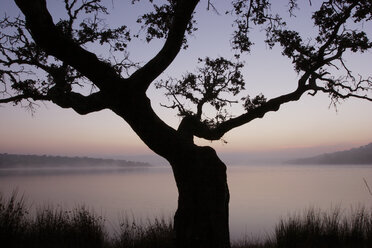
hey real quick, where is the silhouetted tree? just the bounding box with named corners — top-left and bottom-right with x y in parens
top-left (1, 1), bottom-right (372, 247)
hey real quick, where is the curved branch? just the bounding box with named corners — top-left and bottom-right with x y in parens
top-left (192, 85), bottom-right (310, 141)
top-left (0, 90), bottom-right (107, 115)
top-left (14, 0), bottom-right (121, 90)
top-left (130, 0), bottom-right (199, 92)
top-left (48, 90), bottom-right (107, 115)
top-left (191, 72), bottom-right (372, 141)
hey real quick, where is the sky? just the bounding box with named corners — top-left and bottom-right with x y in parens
top-left (0, 0), bottom-right (372, 164)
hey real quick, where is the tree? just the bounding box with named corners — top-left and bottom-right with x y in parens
top-left (1, 0), bottom-right (372, 247)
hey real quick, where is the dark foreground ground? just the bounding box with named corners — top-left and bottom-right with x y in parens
top-left (1, 192), bottom-right (371, 248)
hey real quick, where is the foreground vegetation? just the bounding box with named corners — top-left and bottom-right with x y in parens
top-left (1, 192), bottom-right (371, 248)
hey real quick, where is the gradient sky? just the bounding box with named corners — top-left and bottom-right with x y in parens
top-left (1, 0), bottom-right (372, 161)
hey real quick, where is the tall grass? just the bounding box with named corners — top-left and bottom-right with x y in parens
top-left (0, 191), bottom-right (107, 248)
top-left (275, 207), bottom-right (372, 248)
top-left (0, 191), bottom-right (29, 246)
top-left (30, 205), bottom-right (107, 248)
top-left (113, 217), bottom-right (174, 248)
top-left (232, 236), bottom-right (275, 248)
top-left (1, 191), bottom-right (372, 248)
top-left (0, 191), bottom-right (174, 248)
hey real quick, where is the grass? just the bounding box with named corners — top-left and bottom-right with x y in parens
top-left (275, 206), bottom-right (372, 248)
top-left (1, 191), bottom-right (371, 248)
top-left (114, 217), bottom-right (174, 248)
top-left (0, 191), bottom-right (173, 248)
top-left (0, 191), bottom-right (107, 248)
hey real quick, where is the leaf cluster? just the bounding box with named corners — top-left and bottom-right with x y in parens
top-left (135, 0), bottom-right (197, 48)
top-left (58, 0), bottom-right (131, 52)
top-left (230, 0), bottom-right (285, 53)
top-left (156, 57), bottom-right (246, 125)
top-left (242, 93), bottom-right (267, 111)
top-left (271, 1), bottom-right (372, 72)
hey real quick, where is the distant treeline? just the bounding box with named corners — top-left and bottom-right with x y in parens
top-left (0, 153), bottom-right (151, 168)
top-left (288, 143), bottom-right (372, 165)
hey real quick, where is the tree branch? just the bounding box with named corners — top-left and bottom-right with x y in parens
top-left (14, 0), bottom-right (121, 91)
top-left (0, 88), bottom-right (106, 115)
top-left (315, 2), bottom-right (357, 60)
top-left (48, 90), bottom-right (107, 115)
top-left (130, 0), bottom-right (199, 92)
top-left (313, 74), bottom-right (372, 103)
top-left (192, 85), bottom-right (309, 141)
top-left (0, 93), bottom-right (47, 103)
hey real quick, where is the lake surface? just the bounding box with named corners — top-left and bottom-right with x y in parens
top-left (1, 164), bottom-right (371, 241)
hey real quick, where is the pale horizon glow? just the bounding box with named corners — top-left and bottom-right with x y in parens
top-left (0, 0), bottom-right (372, 163)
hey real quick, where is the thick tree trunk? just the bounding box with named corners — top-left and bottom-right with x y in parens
top-left (170, 145), bottom-right (230, 248)
top-left (112, 96), bottom-right (231, 247)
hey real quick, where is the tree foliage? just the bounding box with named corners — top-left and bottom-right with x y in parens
top-left (155, 57), bottom-right (245, 125)
top-left (135, 0), bottom-right (197, 48)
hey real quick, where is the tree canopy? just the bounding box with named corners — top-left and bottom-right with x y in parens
top-left (1, 0), bottom-right (371, 146)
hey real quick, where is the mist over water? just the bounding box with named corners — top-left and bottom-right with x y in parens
top-left (0, 164), bottom-right (371, 241)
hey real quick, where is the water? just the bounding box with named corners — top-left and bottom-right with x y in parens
top-left (0, 164), bottom-right (371, 241)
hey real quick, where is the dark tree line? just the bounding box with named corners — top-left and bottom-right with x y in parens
top-left (1, 1), bottom-right (372, 247)
top-left (0, 153), bottom-right (150, 168)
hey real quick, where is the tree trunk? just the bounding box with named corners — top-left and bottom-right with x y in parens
top-left (112, 97), bottom-right (231, 247)
top-left (170, 145), bottom-right (230, 248)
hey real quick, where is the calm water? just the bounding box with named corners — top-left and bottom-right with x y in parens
top-left (0, 164), bottom-right (371, 240)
